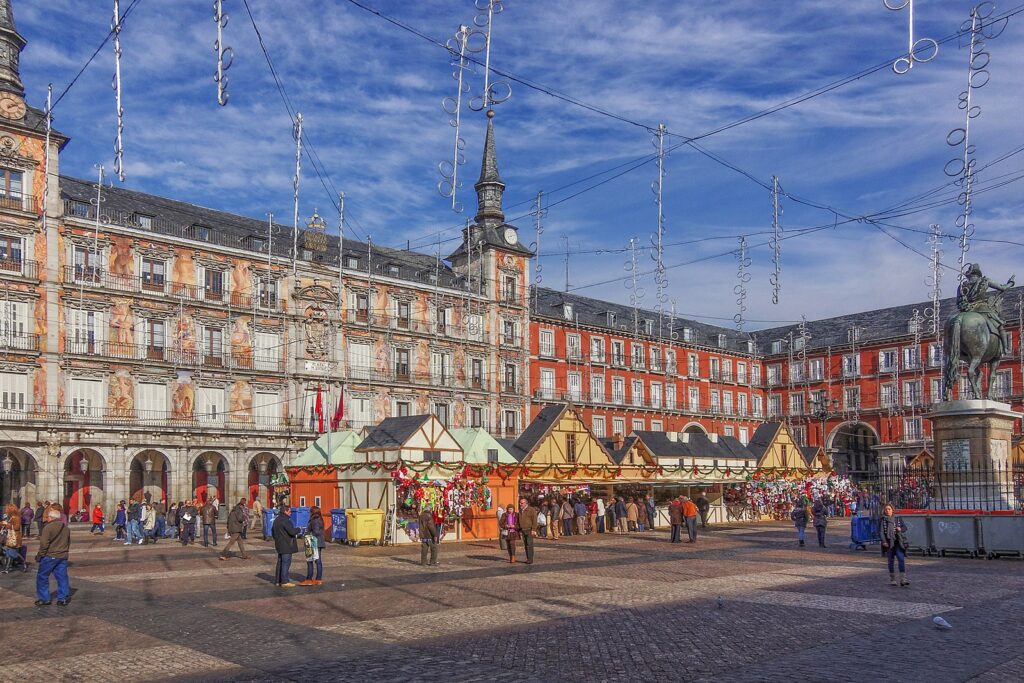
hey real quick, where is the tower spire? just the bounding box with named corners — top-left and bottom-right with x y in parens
top-left (0, 0), bottom-right (25, 97)
top-left (474, 109), bottom-right (505, 226)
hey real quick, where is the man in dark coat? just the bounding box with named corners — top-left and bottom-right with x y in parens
top-left (220, 499), bottom-right (250, 561)
top-left (516, 498), bottom-right (539, 564)
top-left (418, 505), bottom-right (439, 567)
top-left (179, 501), bottom-right (197, 546)
top-left (668, 497), bottom-right (683, 543)
top-left (201, 500), bottom-right (218, 547)
top-left (696, 494), bottom-right (711, 528)
top-left (272, 505), bottom-right (301, 586)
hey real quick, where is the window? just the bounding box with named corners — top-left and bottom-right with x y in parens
top-left (203, 328), bottom-right (224, 366)
top-left (566, 334), bottom-right (581, 360)
top-left (881, 383), bottom-right (898, 408)
top-left (737, 362), bottom-right (747, 384)
top-left (722, 391), bottom-right (733, 415)
top-left (904, 417), bottom-right (923, 441)
top-left (631, 343), bottom-right (644, 368)
top-left (716, 334), bottom-right (727, 349)
top-left (612, 377), bottom-right (625, 404)
top-left (73, 246), bottom-right (100, 282)
top-left (791, 426), bottom-right (806, 446)
top-left (631, 379), bottom-right (643, 407)
top-left (203, 268), bottom-right (225, 301)
top-left (355, 292), bottom-right (369, 322)
top-left (188, 225), bottom-right (212, 242)
top-left (141, 258), bottom-right (166, 291)
top-left (539, 369), bottom-right (555, 399)
top-left (930, 377), bottom-right (942, 404)
top-left (879, 349), bottom-right (898, 373)
top-left (433, 403), bottom-right (449, 427)
top-left (710, 358), bottom-right (720, 380)
top-left (503, 410), bottom-right (518, 435)
top-left (502, 320), bottom-right (518, 346)
top-left (0, 168), bottom-right (24, 208)
top-left (789, 393), bottom-right (804, 416)
top-left (682, 327), bottom-right (693, 342)
top-left (487, 448), bottom-right (499, 463)
top-left (928, 343), bottom-right (943, 368)
top-left (0, 235), bottom-right (22, 271)
top-left (768, 394), bottom-right (782, 417)
top-left (396, 301), bottom-right (411, 329)
top-left (991, 370), bottom-right (1012, 399)
top-left (650, 382), bottom-right (662, 409)
top-left (136, 383), bottom-right (166, 421)
top-left (723, 359), bottom-right (732, 381)
top-left (386, 263), bottom-right (400, 277)
top-left (666, 349), bottom-right (677, 373)
top-left (767, 364), bottom-right (781, 386)
top-left (607, 312), bottom-right (616, 327)
top-left (737, 393), bottom-right (748, 416)
top-left (751, 364), bottom-right (761, 386)
top-left (0, 300), bottom-right (27, 348)
top-left (650, 347), bottom-right (662, 371)
top-left (467, 313), bottom-right (483, 342)
top-left (0, 372), bottom-right (27, 413)
top-left (612, 417), bottom-right (626, 436)
top-left (631, 418), bottom-right (645, 432)
top-left (739, 427), bottom-right (749, 445)
top-left (565, 433), bottom-right (577, 463)
top-left (651, 419), bottom-right (663, 431)
top-left (68, 308), bottom-right (100, 353)
top-left (643, 319), bottom-right (654, 336)
top-left (844, 386), bottom-right (860, 410)
top-left (567, 372), bottom-right (582, 402)
top-left (470, 358), bottom-right (484, 389)
top-left (563, 303), bottom-right (573, 320)
top-left (430, 351), bottom-right (451, 386)
top-left (751, 395), bottom-right (762, 417)
top-left (688, 354), bottom-right (699, 378)
top-left (771, 340), bottom-right (783, 354)
top-left (592, 417), bottom-right (606, 438)
top-left (254, 331), bottom-right (278, 371)
top-left (903, 346), bottom-right (921, 370)
top-left (723, 426), bottom-right (734, 437)
top-left (423, 450), bottom-right (442, 463)
top-left (258, 279), bottom-right (278, 309)
top-left (903, 380), bottom-right (922, 406)
top-left (471, 407), bottom-right (484, 428)
top-left (503, 363), bottom-right (517, 392)
top-left (590, 375), bottom-right (604, 403)
top-left (808, 358), bottom-right (824, 381)
top-left (789, 361), bottom-right (805, 383)
top-left (842, 354), bottom-right (860, 378)
top-left (143, 319), bottom-right (165, 360)
top-left (396, 401), bottom-right (411, 417)
top-left (348, 342), bottom-right (372, 380)
top-left (666, 384), bottom-right (676, 409)
top-left (590, 337), bottom-right (605, 363)
top-left (345, 256), bottom-right (359, 269)
top-left (394, 348), bottom-right (410, 380)
top-left (710, 390), bottom-right (721, 412)
top-left (254, 391), bottom-right (277, 425)
top-left (70, 378), bottom-right (103, 417)
top-left (611, 341), bottom-right (625, 366)
top-left (434, 305), bottom-right (450, 335)
top-left (688, 387), bottom-right (700, 412)
top-left (502, 275), bottom-right (517, 302)
top-left (539, 329), bottom-right (555, 357)
top-left (349, 396), bottom-right (373, 427)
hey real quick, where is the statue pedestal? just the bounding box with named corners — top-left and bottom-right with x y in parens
top-left (927, 400), bottom-right (1018, 511)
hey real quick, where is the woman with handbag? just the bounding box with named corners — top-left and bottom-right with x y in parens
top-left (300, 506), bottom-right (325, 586)
top-left (500, 505), bottom-right (519, 563)
top-left (880, 503), bottom-right (909, 587)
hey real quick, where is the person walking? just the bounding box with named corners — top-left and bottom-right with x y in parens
top-left (573, 498), bottom-right (587, 536)
top-left (179, 500), bottom-right (197, 546)
top-left (668, 497), bottom-right (683, 543)
top-left (201, 499), bottom-right (218, 547)
top-left (596, 497), bottom-right (606, 533)
top-left (614, 497), bottom-right (627, 533)
top-left (251, 498), bottom-right (265, 540)
top-left (142, 503), bottom-right (157, 544)
top-left (419, 504), bottom-right (439, 567)
top-left (240, 502), bottom-right (251, 540)
top-left (20, 503), bottom-right (33, 538)
top-left (33, 501), bottom-right (44, 538)
top-left (681, 496), bottom-right (699, 543)
top-left (880, 503), bottom-right (910, 587)
top-left (220, 499), bottom-right (251, 561)
top-left (500, 504), bottom-right (520, 563)
top-left (696, 493), bottom-right (711, 528)
top-left (645, 495), bottom-right (657, 532)
top-left (300, 506), bottom-right (325, 585)
top-left (560, 498), bottom-right (574, 537)
top-left (625, 497), bottom-right (639, 532)
top-left (1, 514), bottom-right (24, 573)
top-left (517, 498), bottom-right (538, 564)
top-left (35, 506), bottom-right (71, 606)
top-left (126, 499), bottom-right (143, 545)
top-left (791, 501), bottom-right (808, 547)
top-left (272, 505), bottom-right (301, 587)
top-left (812, 500), bottom-right (829, 548)
top-left (113, 501), bottom-right (126, 541)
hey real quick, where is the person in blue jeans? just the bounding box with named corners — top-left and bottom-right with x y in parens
top-left (880, 504), bottom-right (910, 587)
top-left (35, 506), bottom-right (71, 606)
top-left (790, 501), bottom-right (808, 547)
top-left (272, 505), bottom-right (301, 587)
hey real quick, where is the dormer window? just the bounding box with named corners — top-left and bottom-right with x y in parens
top-left (387, 263), bottom-right (400, 277)
top-left (644, 319), bottom-right (654, 336)
top-left (682, 327), bottom-right (693, 342)
top-left (746, 340), bottom-right (755, 354)
top-left (607, 312), bottom-right (616, 327)
top-left (772, 340), bottom-right (783, 354)
top-left (244, 235), bottom-right (267, 252)
top-left (133, 214), bottom-right (154, 230)
top-left (68, 200), bottom-right (90, 218)
top-left (187, 225), bottom-right (212, 242)
top-left (717, 334), bottom-right (727, 349)
top-left (345, 256), bottom-right (359, 269)
top-left (563, 303), bottom-right (573, 321)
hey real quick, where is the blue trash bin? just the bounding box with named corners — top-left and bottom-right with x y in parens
top-left (263, 507), bottom-right (277, 540)
top-left (291, 506), bottom-right (310, 533)
top-left (330, 509), bottom-right (347, 544)
top-left (850, 516), bottom-right (880, 550)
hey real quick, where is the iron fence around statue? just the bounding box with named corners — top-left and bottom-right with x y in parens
top-left (877, 463), bottom-right (1023, 512)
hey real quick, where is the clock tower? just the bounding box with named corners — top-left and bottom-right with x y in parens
top-left (0, 0), bottom-right (27, 119)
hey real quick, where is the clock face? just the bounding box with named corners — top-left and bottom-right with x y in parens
top-left (0, 93), bottom-right (25, 121)
top-left (503, 227), bottom-right (518, 245)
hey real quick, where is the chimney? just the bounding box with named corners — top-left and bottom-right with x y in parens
top-left (666, 432), bottom-right (678, 442)
top-left (709, 433), bottom-right (719, 443)
top-left (680, 433), bottom-right (690, 444)
top-left (613, 432), bottom-right (624, 451)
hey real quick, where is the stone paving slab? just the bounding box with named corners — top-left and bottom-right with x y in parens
top-left (2, 644), bottom-right (246, 682)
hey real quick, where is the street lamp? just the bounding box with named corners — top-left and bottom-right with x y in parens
top-left (144, 455), bottom-right (154, 473)
top-left (79, 454), bottom-right (89, 474)
top-left (1, 452), bottom-right (12, 474)
top-left (812, 397), bottom-right (840, 450)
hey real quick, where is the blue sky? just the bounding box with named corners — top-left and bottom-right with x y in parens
top-left (15, 0), bottom-right (1024, 331)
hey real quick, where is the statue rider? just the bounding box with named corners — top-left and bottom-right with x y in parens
top-left (957, 263), bottom-right (1015, 355)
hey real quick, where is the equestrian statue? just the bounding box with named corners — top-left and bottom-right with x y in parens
top-left (942, 263), bottom-right (1015, 400)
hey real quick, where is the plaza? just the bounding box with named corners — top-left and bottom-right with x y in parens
top-left (1, 522), bottom-right (1022, 682)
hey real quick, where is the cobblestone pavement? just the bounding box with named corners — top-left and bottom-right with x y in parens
top-left (1, 522), bottom-right (1022, 682)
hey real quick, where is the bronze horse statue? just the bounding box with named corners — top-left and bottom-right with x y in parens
top-left (942, 310), bottom-right (1004, 401)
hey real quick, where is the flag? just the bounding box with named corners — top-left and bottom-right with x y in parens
top-left (330, 386), bottom-right (345, 430)
top-left (314, 384), bottom-right (324, 433)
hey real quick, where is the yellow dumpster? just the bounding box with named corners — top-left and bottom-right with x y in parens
top-left (345, 508), bottom-right (384, 546)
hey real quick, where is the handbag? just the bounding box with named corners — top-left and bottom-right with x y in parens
top-left (537, 511), bottom-right (547, 527)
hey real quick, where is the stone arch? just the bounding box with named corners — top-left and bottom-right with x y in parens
top-left (681, 422), bottom-right (709, 436)
top-left (129, 449), bottom-right (172, 505)
top-left (62, 448), bottom-right (110, 513)
top-left (247, 452), bottom-right (282, 507)
top-left (828, 422), bottom-right (880, 479)
top-left (191, 451), bottom-right (229, 504)
top-left (0, 447), bottom-right (39, 508)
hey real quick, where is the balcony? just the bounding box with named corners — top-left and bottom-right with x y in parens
top-left (0, 404), bottom-right (312, 433)
top-left (63, 339), bottom-right (283, 371)
top-left (501, 381), bottom-right (520, 395)
top-left (539, 344), bottom-right (555, 358)
top-left (347, 365), bottom-right (491, 391)
top-left (611, 354), bottom-right (626, 368)
top-left (590, 352), bottom-right (606, 364)
top-left (500, 333), bottom-right (522, 349)
top-left (0, 258), bottom-right (39, 280)
top-left (0, 194), bottom-right (38, 214)
top-left (0, 333), bottom-right (40, 352)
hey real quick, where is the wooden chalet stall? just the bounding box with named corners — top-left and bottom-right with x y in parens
top-left (449, 427), bottom-right (520, 541)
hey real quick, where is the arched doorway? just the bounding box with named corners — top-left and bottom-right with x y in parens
top-left (130, 450), bottom-right (170, 505)
top-left (247, 454), bottom-right (281, 507)
top-left (829, 422), bottom-right (880, 480)
top-left (192, 452), bottom-right (227, 504)
top-left (0, 448), bottom-right (37, 507)
top-left (63, 449), bottom-right (106, 514)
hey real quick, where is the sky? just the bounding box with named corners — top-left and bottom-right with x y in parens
top-left (14, 0), bottom-right (1024, 333)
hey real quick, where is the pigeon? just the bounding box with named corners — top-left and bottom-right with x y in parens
top-left (716, 596), bottom-right (724, 609)
top-left (933, 616), bottom-right (952, 630)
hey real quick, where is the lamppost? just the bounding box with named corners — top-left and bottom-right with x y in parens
top-left (812, 397), bottom-right (840, 466)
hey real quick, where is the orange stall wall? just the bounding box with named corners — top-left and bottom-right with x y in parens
top-left (460, 475), bottom-right (519, 541)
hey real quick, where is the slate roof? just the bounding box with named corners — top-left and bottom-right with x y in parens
top-left (745, 422), bottom-right (783, 460)
top-left (756, 285), bottom-right (1024, 355)
top-left (531, 287), bottom-right (753, 354)
top-left (494, 438), bottom-right (521, 461)
top-left (631, 431), bottom-right (756, 461)
top-left (601, 435), bottom-right (639, 465)
top-left (510, 404), bottom-right (566, 461)
top-left (799, 446), bottom-right (822, 467)
top-left (447, 222), bottom-right (533, 259)
top-left (355, 415), bottom-right (431, 452)
top-left (60, 176), bottom-right (472, 291)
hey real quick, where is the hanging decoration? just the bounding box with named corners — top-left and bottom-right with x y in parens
top-left (743, 472), bottom-right (855, 519)
top-left (625, 238), bottom-right (645, 336)
top-left (468, 0), bottom-right (511, 112)
top-left (438, 25), bottom-right (472, 212)
top-left (214, 0), bottom-right (233, 106)
top-left (734, 235), bottom-right (750, 331)
top-left (112, 0), bottom-right (126, 181)
top-left (926, 223), bottom-right (942, 337)
top-left (769, 175), bottom-right (782, 304)
top-left (650, 123), bottom-right (669, 337)
top-left (883, 0), bottom-right (938, 74)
